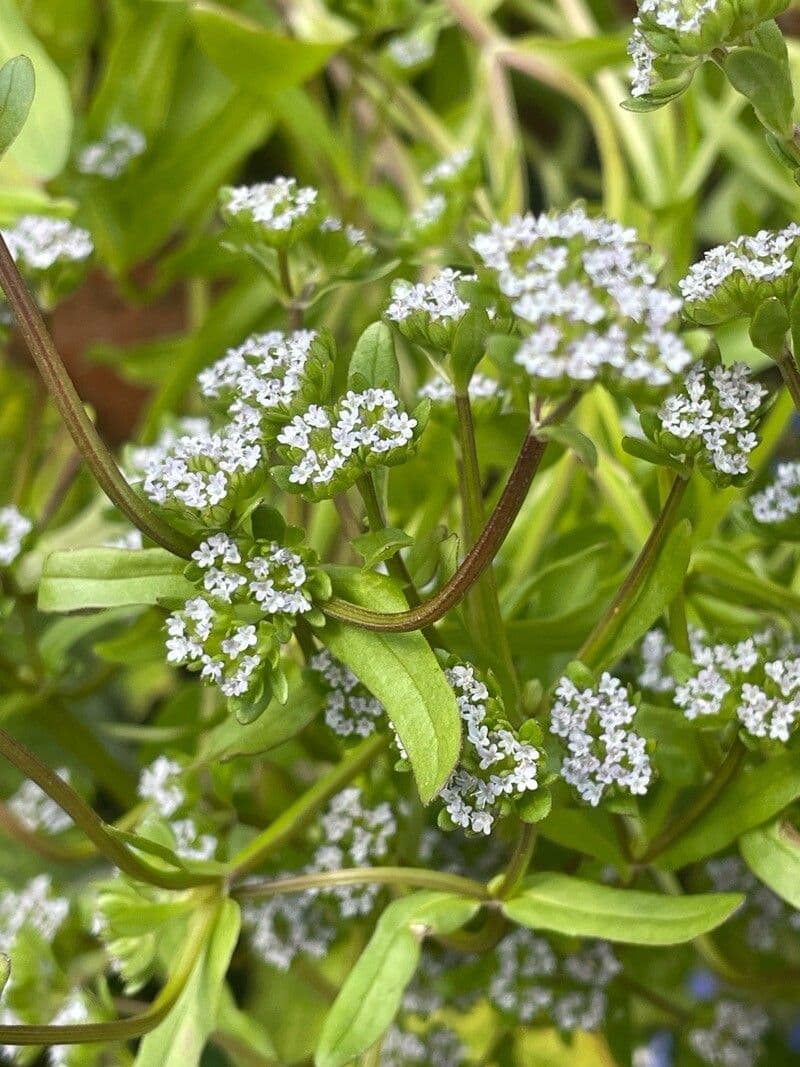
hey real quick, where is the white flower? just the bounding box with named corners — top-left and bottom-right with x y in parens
top-left (137, 756), bottom-right (185, 818)
top-left (751, 461), bottom-right (800, 525)
top-left (171, 818), bottom-right (217, 862)
top-left (244, 892), bottom-right (334, 971)
top-left (688, 999), bottom-right (769, 1067)
top-left (311, 650), bottom-right (385, 739)
top-left (198, 330), bottom-right (319, 416)
top-left (387, 268), bottom-right (470, 325)
top-left (0, 875), bottom-right (69, 951)
top-left (8, 770), bottom-right (73, 834)
top-left (222, 178), bottom-right (318, 234)
top-left (422, 149), bottom-right (474, 187)
top-left (0, 506), bottom-right (32, 566)
top-left (409, 193), bottom-right (446, 231)
top-left (551, 673), bottom-right (652, 805)
top-left (387, 32), bottom-right (434, 68)
top-left (2, 215), bottom-right (93, 271)
top-left (76, 123), bottom-right (146, 179)
top-left (627, 27), bottom-right (657, 97)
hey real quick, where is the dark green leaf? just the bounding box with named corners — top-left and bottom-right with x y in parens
top-left (319, 567), bottom-right (461, 803)
top-left (315, 892), bottom-right (479, 1067)
top-left (502, 873), bottom-right (742, 945)
top-left (348, 322), bottom-right (399, 391)
top-left (352, 528), bottom-right (414, 568)
top-left (38, 549), bottom-right (194, 612)
top-left (724, 46), bottom-right (794, 138)
top-left (0, 55), bottom-right (34, 159)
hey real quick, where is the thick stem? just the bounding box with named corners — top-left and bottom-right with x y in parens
top-left (323, 394), bottom-right (579, 632)
top-left (0, 729), bottom-right (221, 890)
top-left (496, 823), bottom-right (537, 898)
top-left (233, 865), bottom-right (490, 902)
top-left (578, 473), bottom-right (689, 669)
top-left (0, 236), bottom-right (195, 559)
top-left (229, 733), bottom-right (387, 877)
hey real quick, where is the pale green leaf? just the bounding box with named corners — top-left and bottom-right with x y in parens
top-left (38, 549), bottom-right (194, 612)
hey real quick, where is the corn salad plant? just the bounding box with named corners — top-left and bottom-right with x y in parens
top-left (4, 0), bottom-right (800, 1064)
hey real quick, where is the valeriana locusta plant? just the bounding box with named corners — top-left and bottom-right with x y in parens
top-left (4, 0), bottom-right (800, 1062)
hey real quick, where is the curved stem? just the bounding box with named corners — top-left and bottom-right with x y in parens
top-left (0, 729), bottom-right (221, 890)
top-left (357, 475), bottom-right (420, 607)
top-left (0, 235), bottom-right (195, 559)
top-left (578, 473), bottom-right (689, 669)
top-left (0, 902), bottom-right (216, 1045)
top-left (323, 394), bottom-right (579, 632)
top-left (496, 823), bottom-right (537, 899)
top-left (233, 865), bottom-right (491, 902)
top-left (778, 344), bottom-right (800, 412)
top-left (229, 733), bottom-right (387, 878)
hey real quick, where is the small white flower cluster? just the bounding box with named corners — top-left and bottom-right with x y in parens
top-left (439, 663), bottom-right (540, 835)
top-left (310, 650), bottom-right (384, 739)
top-left (165, 598), bottom-right (266, 699)
top-left (750, 461), bottom-right (800, 526)
top-left (0, 505), bottom-right (32, 566)
top-left (2, 214), bottom-right (93, 272)
top-left (674, 629), bottom-right (800, 741)
top-left (221, 177), bottom-right (319, 237)
top-left (422, 149), bottom-right (474, 188)
top-left (472, 206), bottom-right (692, 393)
top-left (418, 370), bottom-right (500, 404)
top-left (635, 628), bottom-right (678, 693)
top-left (679, 224), bottom-right (800, 319)
top-left (387, 32), bottom-right (435, 68)
top-left (76, 123), bottom-right (146, 179)
top-left (171, 817), bottom-right (217, 862)
top-left (277, 389), bottom-right (417, 494)
top-left (387, 268), bottom-right (470, 328)
top-left (490, 928), bottom-right (620, 1031)
top-left (319, 215), bottom-right (375, 256)
top-left (8, 769), bottom-right (73, 835)
top-left (310, 787), bottom-right (397, 917)
top-left (627, 28), bottom-right (658, 97)
top-left (198, 330), bottom-right (319, 423)
top-left (656, 362), bottom-right (765, 479)
top-left (243, 892), bottom-right (334, 972)
top-left (408, 193), bottom-right (446, 234)
top-left (131, 413), bottom-right (262, 519)
top-left (137, 756), bottom-right (185, 818)
top-left (706, 856), bottom-right (800, 953)
top-left (0, 875), bottom-right (69, 951)
top-left (688, 999), bottom-right (769, 1067)
top-left (551, 673), bottom-right (652, 806)
top-left (381, 1023), bottom-right (466, 1067)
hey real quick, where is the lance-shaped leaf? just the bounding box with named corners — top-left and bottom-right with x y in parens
top-left (38, 548), bottom-right (194, 612)
top-left (318, 567), bottom-right (461, 803)
top-left (348, 322), bottom-right (399, 392)
top-left (0, 55), bottom-right (34, 159)
top-left (741, 820), bottom-right (800, 909)
top-left (315, 891), bottom-right (480, 1067)
top-left (502, 873), bottom-right (742, 946)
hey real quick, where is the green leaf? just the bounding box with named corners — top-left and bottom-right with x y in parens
top-left (657, 752), bottom-right (800, 869)
top-left (502, 874), bottom-right (742, 946)
top-left (315, 892), bottom-right (479, 1067)
top-left (749, 297), bottom-right (789, 359)
top-left (450, 308), bottom-right (490, 392)
top-left (38, 549), bottom-right (194, 612)
top-left (352, 527), bottom-right (414, 568)
top-left (319, 567), bottom-right (461, 803)
top-left (0, 55), bottom-right (34, 159)
top-left (537, 424), bottom-right (598, 469)
top-left (190, 2), bottom-right (342, 99)
top-left (348, 322), bottom-right (399, 391)
top-left (0, 0), bottom-right (72, 178)
top-left (621, 435), bottom-right (687, 471)
top-left (136, 900), bottom-right (240, 1067)
top-left (740, 820), bottom-right (800, 909)
top-left (515, 32), bottom-right (630, 77)
top-left (724, 46), bottom-right (794, 138)
top-left (538, 808), bottom-right (626, 867)
top-left (200, 662), bottom-right (322, 763)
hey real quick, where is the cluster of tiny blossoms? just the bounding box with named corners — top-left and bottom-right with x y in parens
top-left (381, 1023), bottom-right (466, 1067)
top-left (688, 999), bottom-right (769, 1067)
top-left (489, 928), bottom-right (620, 1031)
top-left (652, 362), bottom-right (766, 483)
top-left (0, 505), bottom-right (31, 566)
top-left (750, 461), bottom-right (800, 528)
top-left (220, 177), bottom-right (320, 246)
top-left (136, 757), bottom-right (216, 862)
top-left (706, 856), bottom-right (800, 954)
top-left (387, 267), bottom-right (471, 350)
top-left (310, 649), bottom-right (385, 739)
top-left (243, 787), bottom-right (397, 968)
top-left (0, 875), bottom-right (69, 952)
top-left (1, 214), bottom-right (93, 273)
top-left (550, 673), bottom-right (652, 806)
top-left (679, 224), bottom-right (800, 324)
top-left (419, 370), bottom-right (500, 405)
top-left (8, 770), bottom-right (73, 835)
top-left (472, 206), bottom-right (692, 396)
top-left (438, 663), bottom-right (541, 835)
top-left (276, 389), bottom-right (418, 498)
top-left (76, 123), bottom-right (146, 179)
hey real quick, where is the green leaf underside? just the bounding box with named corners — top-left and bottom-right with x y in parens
top-left (38, 549), bottom-right (194, 612)
top-left (657, 753), bottom-right (800, 870)
top-left (740, 821), bottom-right (800, 910)
top-left (315, 892), bottom-right (480, 1067)
top-left (502, 873), bottom-right (743, 945)
top-left (319, 567), bottom-right (461, 803)
top-left (0, 55), bottom-right (35, 159)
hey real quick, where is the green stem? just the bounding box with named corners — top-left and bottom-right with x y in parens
top-left (0, 901), bottom-right (216, 1045)
top-left (454, 391), bottom-right (519, 707)
top-left (323, 395), bottom-right (579, 633)
top-left (0, 235), bottom-right (194, 559)
top-left (578, 473), bottom-right (689, 669)
top-left (778, 345), bottom-right (800, 412)
top-left (637, 738), bottom-right (746, 865)
top-left (0, 729), bottom-right (221, 890)
top-left (232, 865), bottom-right (490, 901)
top-left (496, 823), bottom-right (536, 898)
top-left (229, 733), bottom-right (387, 877)
top-left (658, 468), bottom-right (690, 654)
top-left (356, 475), bottom-right (420, 607)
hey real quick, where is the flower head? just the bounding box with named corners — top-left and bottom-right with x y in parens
top-left (0, 505), bottom-right (32, 566)
top-left (76, 123), bottom-right (146, 179)
top-left (220, 178), bottom-right (321, 249)
top-left (387, 268), bottom-right (472, 350)
top-left (2, 215), bottom-right (93, 274)
top-left (750, 461), bottom-right (800, 532)
top-left (137, 756), bottom-right (185, 818)
top-left (0, 875), bottom-right (69, 952)
top-left (8, 770), bottom-right (73, 835)
top-left (688, 999), bottom-right (769, 1067)
top-left (310, 650), bottom-right (385, 740)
